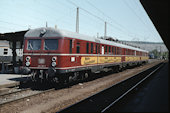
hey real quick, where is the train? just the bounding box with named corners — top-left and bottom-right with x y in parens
top-left (21, 27), bottom-right (149, 83)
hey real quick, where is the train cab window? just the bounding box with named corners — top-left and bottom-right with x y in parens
top-left (27, 39), bottom-right (41, 50)
top-left (44, 39), bottom-right (58, 50)
top-left (76, 42), bottom-right (80, 53)
top-left (69, 40), bottom-right (72, 53)
top-left (91, 43), bottom-right (93, 53)
top-left (86, 42), bottom-right (89, 53)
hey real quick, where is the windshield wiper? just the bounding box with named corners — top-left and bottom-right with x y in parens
top-left (45, 45), bottom-right (50, 50)
top-left (29, 43), bottom-right (33, 50)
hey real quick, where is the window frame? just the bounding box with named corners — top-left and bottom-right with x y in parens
top-left (76, 42), bottom-right (80, 53)
top-left (86, 42), bottom-right (89, 53)
top-left (44, 39), bottom-right (58, 51)
top-left (27, 39), bottom-right (42, 51)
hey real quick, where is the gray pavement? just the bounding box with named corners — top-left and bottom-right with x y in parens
top-left (0, 74), bottom-right (30, 88)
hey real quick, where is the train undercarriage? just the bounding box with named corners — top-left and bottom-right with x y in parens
top-left (22, 61), bottom-right (148, 84)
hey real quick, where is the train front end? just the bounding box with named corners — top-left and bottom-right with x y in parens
top-left (22, 27), bottom-right (63, 82)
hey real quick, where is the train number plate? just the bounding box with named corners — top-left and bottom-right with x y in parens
top-left (38, 58), bottom-right (45, 64)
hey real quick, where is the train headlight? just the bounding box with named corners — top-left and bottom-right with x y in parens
top-left (51, 62), bottom-right (56, 67)
top-left (26, 62), bottom-right (30, 66)
top-left (26, 56), bottom-right (31, 62)
top-left (52, 57), bottom-right (57, 62)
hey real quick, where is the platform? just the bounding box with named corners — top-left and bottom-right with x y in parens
top-left (108, 62), bottom-right (169, 112)
top-left (0, 74), bottom-right (30, 88)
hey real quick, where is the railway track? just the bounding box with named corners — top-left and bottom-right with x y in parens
top-left (0, 88), bottom-right (32, 105)
top-left (0, 80), bottom-right (58, 107)
top-left (0, 87), bottom-right (55, 106)
top-left (58, 62), bottom-right (164, 112)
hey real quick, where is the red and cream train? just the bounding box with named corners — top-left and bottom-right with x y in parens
top-left (22, 27), bottom-right (148, 82)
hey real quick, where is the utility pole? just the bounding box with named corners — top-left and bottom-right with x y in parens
top-left (104, 21), bottom-right (107, 39)
top-left (160, 46), bottom-right (162, 59)
top-left (28, 25), bottom-right (31, 29)
top-left (97, 32), bottom-right (99, 38)
top-left (55, 25), bottom-right (57, 29)
top-left (76, 7), bottom-right (79, 33)
top-left (46, 21), bottom-right (48, 27)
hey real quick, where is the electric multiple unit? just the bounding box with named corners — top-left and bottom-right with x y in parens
top-left (22, 27), bottom-right (148, 83)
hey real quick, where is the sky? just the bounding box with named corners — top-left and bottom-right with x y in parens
top-left (0, 0), bottom-right (163, 42)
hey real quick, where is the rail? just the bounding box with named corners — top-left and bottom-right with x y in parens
top-left (58, 62), bottom-right (164, 112)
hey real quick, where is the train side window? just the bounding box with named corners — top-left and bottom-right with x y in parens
top-left (109, 46), bottom-right (111, 54)
top-left (120, 48), bottom-right (121, 55)
top-left (115, 47), bottom-right (117, 55)
top-left (113, 47), bottom-right (115, 55)
top-left (76, 42), bottom-right (80, 53)
top-left (98, 45), bottom-right (100, 54)
top-left (91, 43), bottom-right (93, 53)
top-left (117, 47), bottom-right (120, 55)
top-left (112, 47), bottom-right (114, 54)
top-left (96, 44), bottom-right (97, 54)
top-left (105, 46), bottom-right (107, 54)
top-left (69, 40), bottom-right (72, 53)
top-left (119, 48), bottom-right (121, 55)
top-left (86, 42), bottom-right (89, 53)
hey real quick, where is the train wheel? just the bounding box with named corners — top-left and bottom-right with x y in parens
top-left (53, 77), bottom-right (59, 84)
top-left (80, 71), bottom-right (89, 81)
top-left (68, 76), bottom-right (73, 83)
top-left (115, 66), bottom-right (119, 73)
top-left (84, 72), bottom-right (89, 79)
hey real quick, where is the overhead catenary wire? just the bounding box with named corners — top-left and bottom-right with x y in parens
top-left (0, 20), bottom-right (28, 28)
top-left (85, 0), bottom-right (130, 32)
top-left (66, 0), bottom-right (126, 36)
top-left (133, 0), bottom-right (161, 40)
top-left (123, 0), bottom-right (157, 41)
top-left (0, 0), bottom-right (75, 32)
top-left (85, 0), bottom-right (153, 41)
top-left (66, 0), bottom-right (153, 41)
top-left (0, 0), bottom-right (160, 42)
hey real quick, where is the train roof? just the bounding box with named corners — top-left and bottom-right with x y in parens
top-left (25, 27), bottom-right (148, 53)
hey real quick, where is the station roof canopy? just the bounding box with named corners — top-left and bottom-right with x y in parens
top-left (140, 0), bottom-right (169, 50)
top-left (0, 30), bottom-right (28, 41)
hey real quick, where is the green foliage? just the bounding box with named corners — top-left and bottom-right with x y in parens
top-left (150, 49), bottom-right (169, 59)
